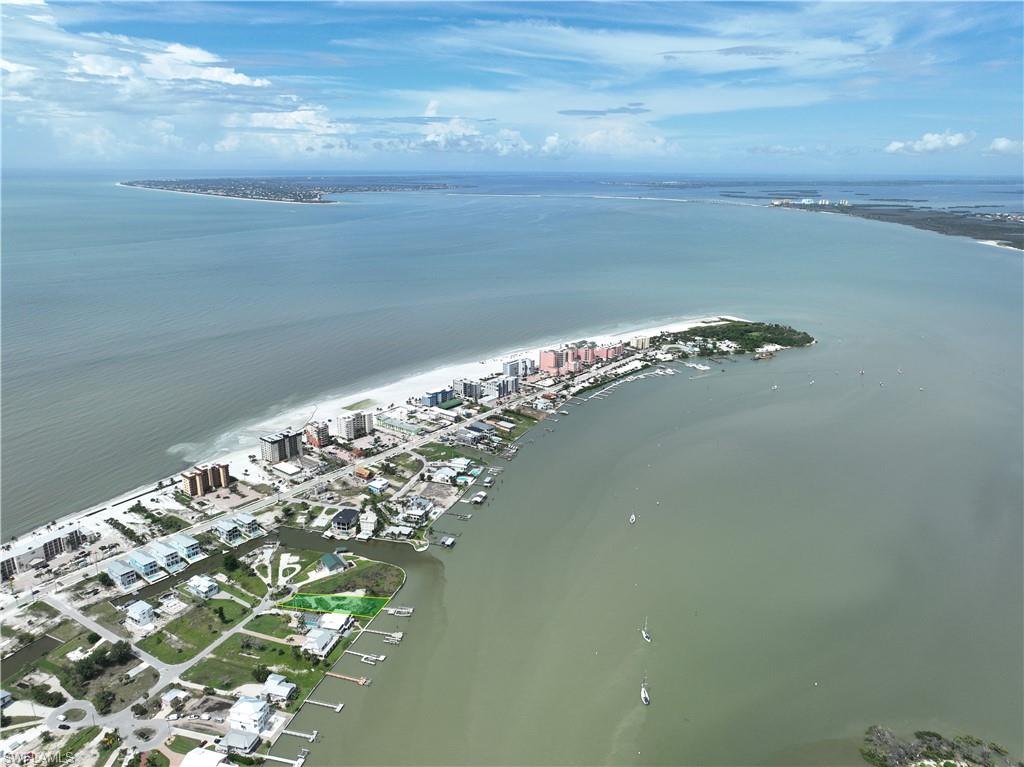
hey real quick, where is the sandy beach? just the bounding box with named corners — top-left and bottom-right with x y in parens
top-left (115, 182), bottom-right (342, 205)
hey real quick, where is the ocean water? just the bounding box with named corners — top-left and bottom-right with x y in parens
top-left (3, 172), bottom-right (1022, 762)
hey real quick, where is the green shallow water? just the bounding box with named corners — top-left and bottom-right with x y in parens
top-left (273, 223), bottom-right (1022, 765)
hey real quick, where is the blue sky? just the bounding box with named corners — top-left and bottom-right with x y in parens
top-left (2, 1), bottom-right (1021, 173)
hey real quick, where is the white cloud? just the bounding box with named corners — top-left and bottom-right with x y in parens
top-left (424, 99), bottom-right (439, 117)
top-left (986, 137), bottom-right (1022, 155)
top-left (139, 43), bottom-right (270, 87)
top-left (67, 53), bottom-right (133, 78)
top-left (884, 130), bottom-right (974, 154)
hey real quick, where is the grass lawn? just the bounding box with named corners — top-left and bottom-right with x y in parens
top-left (230, 569), bottom-right (268, 597)
top-left (62, 726), bottom-right (102, 758)
top-left (244, 613), bottom-right (295, 639)
top-left (215, 581), bottom-right (259, 607)
top-left (84, 601), bottom-right (128, 638)
top-left (65, 708), bottom-right (87, 722)
top-left (343, 398), bottom-right (374, 411)
top-left (27, 601), bottom-right (59, 618)
top-left (394, 453), bottom-right (424, 473)
top-left (144, 750), bottom-right (170, 767)
top-left (103, 666), bottom-right (158, 714)
top-left (137, 599), bottom-right (249, 662)
top-left (182, 634), bottom-right (349, 711)
top-left (166, 736), bottom-right (203, 755)
top-left (302, 560), bottom-right (404, 597)
top-left (91, 733), bottom-right (122, 767)
top-left (415, 443), bottom-right (467, 461)
top-left (493, 410), bottom-right (539, 440)
top-left (49, 619), bottom-right (94, 642)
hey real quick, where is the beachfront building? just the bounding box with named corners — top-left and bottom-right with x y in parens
top-left (304, 421), bottom-right (332, 449)
top-left (331, 508), bottom-right (359, 536)
top-left (180, 463), bottom-right (230, 498)
top-left (337, 411), bottom-right (374, 440)
top-left (228, 696), bottom-right (270, 735)
top-left (259, 430), bottom-right (303, 463)
top-left (105, 560), bottom-right (139, 590)
top-left (0, 525), bottom-right (89, 580)
top-left (214, 519), bottom-right (242, 545)
top-left (127, 550), bottom-right (161, 580)
top-left (631, 335), bottom-right (651, 350)
top-left (595, 343), bottom-right (625, 361)
top-left (482, 375), bottom-right (520, 399)
top-left (538, 349), bottom-right (565, 375)
top-left (302, 628), bottom-right (340, 658)
top-left (145, 541), bottom-right (184, 572)
top-left (420, 388), bottom-right (456, 407)
top-left (375, 415), bottom-right (424, 438)
top-left (232, 513), bottom-right (261, 537)
top-left (126, 600), bottom-right (154, 626)
top-left (452, 378), bottom-right (483, 401)
top-left (167, 533), bottom-right (202, 561)
top-left (503, 358), bottom-right (537, 378)
top-left (263, 674), bottom-right (296, 702)
top-left (187, 574), bottom-right (219, 599)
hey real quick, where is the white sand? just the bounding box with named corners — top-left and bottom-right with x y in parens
top-left (977, 239), bottom-right (1018, 251)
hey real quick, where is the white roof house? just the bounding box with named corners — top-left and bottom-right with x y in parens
top-left (302, 628), bottom-right (339, 658)
top-left (187, 574), bottom-right (220, 599)
top-left (161, 688), bottom-right (190, 707)
top-left (227, 696), bottom-right (270, 735)
top-left (318, 613), bottom-right (353, 632)
top-left (125, 600), bottom-right (154, 626)
top-left (263, 673), bottom-right (296, 701)
top-left (179, 749), bottom-right (227, 767)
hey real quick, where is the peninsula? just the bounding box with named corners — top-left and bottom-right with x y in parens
top-left (0, 316), bottom-right (815, 765)
top-left (120, 176), bottom-right (460, 204)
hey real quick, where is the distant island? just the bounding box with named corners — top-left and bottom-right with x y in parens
top-left (770, 199), bottom-right (1023, 251)
top-left (860, 725), bottom-right (1021, 767)
top-left (119, 176), bottom-right (460, 203)
top-left (651, 320), bottom-right (815, 357)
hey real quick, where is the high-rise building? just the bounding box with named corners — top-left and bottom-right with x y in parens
top-left (631, 336), bottom-right (651, 350)
top-left (180, 463), bottom-right (231, 497)
top-left (503, 358), bottom-right (537, 378)
top-left (337, 411), bottom-right (374, 441)
top-left (259, 430), bottom-right (303, 463)
top-left (538, 349), bottom-right (565, 374)
top-left (595, 343), bottom-right (625, 361)
top-left (452, 378), bottom-right (483, 401)
top-left (482, 375), bottom-right (520, 399)
top-left (305, 421), bottom-right (332, 449)
top-left (420, 388), bottom-right (456, 407)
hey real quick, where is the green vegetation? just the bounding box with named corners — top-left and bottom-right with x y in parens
top-left (416, 442), bottom-right (471, 461)
top-left (280, 593), bottom-right (389, 618)
top-left (859, 725), bottom-right (1019, 767)
top-left (215, 580), bottom-right (260, 607)
top-left (107, 519), bottom-right (144, 545)
top-left (301, 560), bottom-right (404, 597)
top-left (494, 409), bottom-right (539, 440)
top-left (92, 732), bottom-right (122, 767)
top-left (344, 398), bottom-right (374, 411)
top-left (62, 726), bottom-right (102, 759)
top-left (96, 572), bottom-right (115, 589)
top-left (167, 735), bottom-right (204, 755)
top-left (131, 502), bottom-right (189, 534)
top-left (174, 491), bottom-right (194, 508)
top-left (65, 708), bottom-right (87, 722)
top-left (244, 613), bottom-right (295, 639)
top-left (144, 750), bottom-right (170, 767)
top-left (84, 601), bottom-right (128, 638)
top-left (137, 599), bottom-right (249, 662)
top-left (656, 321), bottom-right (814, 353)
top-left (182, 634), bottom-right (351, 711)
top-left (27, 600), bottom-right (59, 618)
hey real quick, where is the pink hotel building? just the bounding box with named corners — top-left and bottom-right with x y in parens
top-left (538, 343), bottom-right (625, 374)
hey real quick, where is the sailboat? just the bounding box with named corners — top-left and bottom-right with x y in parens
top-left (640, 616), bottom-right (652, 643)
top-left (641, 675), bottom-right (651, 706)
top-left (629, 513), bottom-right (637, 525)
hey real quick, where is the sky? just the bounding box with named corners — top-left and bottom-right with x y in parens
top-left (2, 1), bottom-right (1022, 173)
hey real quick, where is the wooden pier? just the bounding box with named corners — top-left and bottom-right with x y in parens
top-left (304, 699), bottom-right (344, 712)
top-left (326, 671), bottom-right (371, 686)
top-left (281, 728), bottom-right (318, 742)
top-left (345, 650), bottom-right (386, 664)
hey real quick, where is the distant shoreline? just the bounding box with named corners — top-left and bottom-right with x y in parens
top-left (115, 182), bottom-right (340, 205)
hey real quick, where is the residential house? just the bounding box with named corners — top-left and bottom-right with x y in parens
top-left (186, 574), bottom-right (220, 599)
top-left (214, 519), bottom-right (242, 545)
top-left (317, 552), bottom-right (348, 574)
top-left (125, 600), bottom-right (154, 626)
top-left (263, 674), bottom-right (296, 702)
top-left (232, 513), bottom-right (261, 537)
top-left (105, 560), bottom-right (139, 590)
top-left (167, 533), bottom-right (202, 561)
top-left (127, 550), bottom-right (160, 580)
top-left (302, 628), bottom-right (339, 658)
top-left (331, 509), bottom-right (359, 537)
top-left (367, 478), bottom-right (390, 496)
top-left (227, 696), bottom-right (270, 735)
top-left (145, 541), bottom-right (184, 572)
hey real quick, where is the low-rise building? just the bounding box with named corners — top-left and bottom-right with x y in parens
top-left (318, 551), bottom-right (348, 573)
top-left (302, 628), bottom-right (339, 658)
top-left (167, 533), bottom-right (202, 561)
top-left (214, 519), bottom-right (242, 545)
top-left (375, 415), bottom-right (424, 438)
top-left (106, 560), bottom-right (139, 590)
top-left (232, 513), bottom-right (261, 537)
top-left (126, 600), bottom-right (154, 626)
top-left (228, 696), bottom-right (270, 735)
top-left (187, 574), bottom-right (220, 599)
top-left (263, 673), bottom-right (296, 702)
top-left (145, 541), bottom-right (184, 572)
top-left (1, 525), bottom-right (88, 580)
top-left (216, 731), bottom-right (260, 755)
top-left (420, 388), bottom-right (456, 407)
top-left (127, 550), bottom-right (161, 580)
top-left (359, 510), bottom-right (378, 536)
top-left (331, 508), bottom-right (359, 536)
top-left (318, 613), bottom-right (354, 632)
top-left (160, 688), bottom-right (190, 708)
top-left (367, 478), bottom-right (390, 496)
top-left (180, 749), bottom-right (228, 767)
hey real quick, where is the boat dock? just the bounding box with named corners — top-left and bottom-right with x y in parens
top-left (326, 671), bottom-right (372, 686)
top-left (345, 649), bottom-right (386, 665)
top-left (281, 729), bottom-right (318, 742)
top-left (303, 699), bottom-right (345, 712)
top-left (384, 606), bottom-right (414, 616)
top-left (262, 755), bottom-right (299, 765)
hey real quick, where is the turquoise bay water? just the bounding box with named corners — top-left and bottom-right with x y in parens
top-left (3, 173), bottom-right (1021, 763)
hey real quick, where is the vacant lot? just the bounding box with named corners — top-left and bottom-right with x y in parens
top-left (302, 560), bottom-right (405, 598)
top-left (137, 599), bottom-right (249, 662)
top-left (244, 613), bottom-right (295, 639)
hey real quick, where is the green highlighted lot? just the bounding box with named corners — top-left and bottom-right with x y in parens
top-left (279, 593), bottom-right (389, 618)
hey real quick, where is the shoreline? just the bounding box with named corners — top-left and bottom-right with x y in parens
top-left (115, 182), bottom-right (342, 205)
top-left (5, 313), bottom-right (746, 546)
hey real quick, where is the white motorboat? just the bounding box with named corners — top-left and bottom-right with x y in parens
top-left (640, 616), bottom-right (652, 643)
top-left (641, 676), bottom-right (650, 705)
top-left (629, 513), bottom-right (637, 525)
